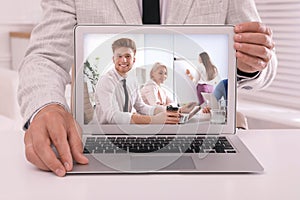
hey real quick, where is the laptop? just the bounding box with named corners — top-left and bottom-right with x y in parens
top-left (71, 25), bottom-right (263, 173)
top-left (201, 92), bottom-right (219, 109)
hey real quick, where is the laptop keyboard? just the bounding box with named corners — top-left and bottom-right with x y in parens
top-left (83, 136), bottom-right (236, 154)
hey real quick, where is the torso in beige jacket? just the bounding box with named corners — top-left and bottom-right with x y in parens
top-left (18, 0), bottom-right (277, 127)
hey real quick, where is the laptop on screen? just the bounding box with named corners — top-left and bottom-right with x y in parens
top-left (70, 25), bottom-right (263, 173)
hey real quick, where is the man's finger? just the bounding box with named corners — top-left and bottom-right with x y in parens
top-left (166, 115), bottom-right (180, 124)
top-left (24, 132), bottom-right (49, 171)
top-left (166, 120), bottom-right (179, 124)
top-left (234, 32), bottom-right (275, 50)
top-left (68, 119), bottom-right (89, 165)
top-left (167, 112), bottom-right (180, 117)
top-left (236, 51), bottom-right (267, 72)
top-left (235, 22), bottom-right (272, 36)
top-left (47, 123), bottom-right (73, 172)
top-left (42, 106), bottom-right (74, 172)
top-left (234, 42), bottom-right (273, 63)
top-left (31, 127), bottom-right (66, 177)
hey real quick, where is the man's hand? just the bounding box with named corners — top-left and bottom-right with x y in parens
top-left (234, 22), bottom-right (275, 73)
top-left (24, 104), bottom-right (88, 177)
top-left (201, 106), bottom-right (211, 114)
top-left (180, 102), bottom-right (197, 114)
top-left (151, 110), bottom-right (180, 124)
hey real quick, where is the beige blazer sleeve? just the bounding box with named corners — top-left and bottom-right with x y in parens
top-left (18, 0), bottom-right (77, 127)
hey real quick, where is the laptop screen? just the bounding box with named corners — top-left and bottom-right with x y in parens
top-left (74, 25), bottom-right (236, 135)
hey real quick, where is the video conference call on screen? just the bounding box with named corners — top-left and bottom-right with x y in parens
top-left (81, 33), bottom-right (229, 126)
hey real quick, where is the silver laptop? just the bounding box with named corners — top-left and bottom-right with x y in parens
top-left (201, 92), bottom-right (219, 109)
top-left (70, 25), bottom-right (263, 174)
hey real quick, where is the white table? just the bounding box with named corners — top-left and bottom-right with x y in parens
top-left (1, 129), bottom-right (300, 200)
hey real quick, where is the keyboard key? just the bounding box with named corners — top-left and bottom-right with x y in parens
top-left (226, 150), bottom-right (236, 153)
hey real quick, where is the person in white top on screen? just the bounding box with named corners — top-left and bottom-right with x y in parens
top-left (186, 52), bottom-right (221, 106)
top-left (186, 52), bottom-right (221, 86)
top-left (95, 38), bottom-right (180, 125)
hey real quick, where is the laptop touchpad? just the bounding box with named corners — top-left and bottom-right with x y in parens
top-left (130, 156), bottom-right (195, 171)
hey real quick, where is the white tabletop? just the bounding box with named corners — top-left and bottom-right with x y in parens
top-left (1, 129), bottom-right (300, 200)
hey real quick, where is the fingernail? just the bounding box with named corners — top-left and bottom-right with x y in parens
top-left (234, 43), bottom-right (242, 50)
top-left (55, 168), bottom-right (65, 177)
top-left (235, 25), bottom-right (241, 32)
top-left (258, 60), bottom-right (266, 67)
top-left (235, 34), bottom-right (242, 41)
top-left (64, 162), bottom-right (71, 171)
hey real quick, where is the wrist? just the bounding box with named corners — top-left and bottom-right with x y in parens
top-left (33, 103), bottom-right (69, 123)
top-left (24, 103), bottom-right (68, 130)
top-left (131, 114), bottom-right (151, 124)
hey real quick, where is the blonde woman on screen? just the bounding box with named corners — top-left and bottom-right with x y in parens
top-left (141, 62), bottom-right (197, 113)
top-left (141, 62), bottom-right (174, 106)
